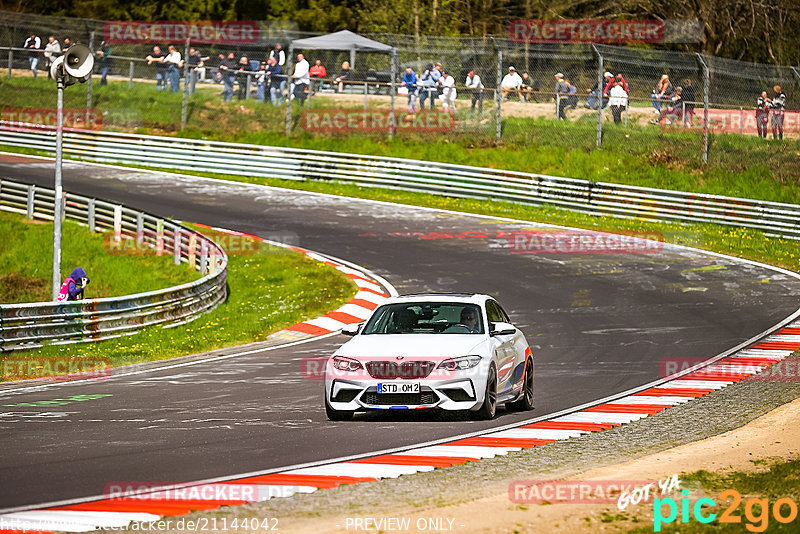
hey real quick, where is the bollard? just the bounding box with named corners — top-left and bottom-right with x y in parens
top-left (88, 199), bottom-right (96, 231)
top-left (156, 219), bottom-right (164, 256)
top-left (188, 233), bottom-right (197, 269)
top-left (113, 205), bottom-right (122, 242)
top-left (173, 228), bottom-right (182, 266)
top-left (200, 240), bottom-right (208, 275)
top-left (27, 184), bottom-right (35, 219)
top-left (136, 213), bottom-right (144, 243)
top-left (129, 61), bottom-right (134, 89)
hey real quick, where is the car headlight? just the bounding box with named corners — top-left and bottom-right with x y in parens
top-left (332, 356), bottom-right (363, 372)
top-left (437, 355), bottom-right (482, 371)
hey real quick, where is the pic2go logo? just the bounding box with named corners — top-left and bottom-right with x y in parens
top-left (654, 489), bottom-right (799, 532)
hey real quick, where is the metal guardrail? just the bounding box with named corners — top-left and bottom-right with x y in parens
top-left (0, 177), bottom-right (228, 352)
top-left (1, 125), bottom-right (799, 239)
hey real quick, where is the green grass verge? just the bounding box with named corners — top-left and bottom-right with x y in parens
top-left (2, 226), bottom-right (356, 376)
top-left (0, 210), bottom-right (198, 303)
top-left (626, 458), bottom-right (800, 532)
top-left (2, 77), bottom-right (799, 204)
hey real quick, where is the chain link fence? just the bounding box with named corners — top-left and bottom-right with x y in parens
top-left (1, 10), bottom-right (799, 169)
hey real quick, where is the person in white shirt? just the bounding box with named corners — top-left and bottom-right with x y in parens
top-left (23, 34), bottom-right (42, 78)
top-left (438, 71), bottom-right (457, 112)
top-left (165, 45), bottom-right (182, 93)
top-left (500, 66), bottom-right (523, 100)
top-left (292, 53), bottom-right (310, 105)
top-left (269, 44), bottom-right (285, 66)
top-left (465, 70), bottom-right (484, 112)
top-left (44, 36), bottom-right (61, 79)
top-left (607, 81), bottom-right (628, 124)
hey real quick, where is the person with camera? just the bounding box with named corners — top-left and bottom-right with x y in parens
top-left (57, 267), bottom-right (90, 302)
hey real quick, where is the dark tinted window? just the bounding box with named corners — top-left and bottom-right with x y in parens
top-left (363, 302), bottom-right (485, 334)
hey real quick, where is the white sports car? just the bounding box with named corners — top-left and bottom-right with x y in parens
top-left (324, 293), bottom-right (534, 420)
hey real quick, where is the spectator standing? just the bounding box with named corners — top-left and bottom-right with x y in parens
top-left (587, 72), bottom-right (612, 109)
top-left (769, 85), bottom-right (786, 140)
top-left (255, 61), bottom-right (268, 102)
top-left (219, 51), bottom-right (237, 102)
top-left (554, 73), bottom-right (569, 120)
top-left (62, 37), bottom-right (71, 49)
top-left (164, 45), bottom-right (182, 93)
top-left (292, 52), bottom-right (310, 106)
top-left (186, 48), bottom-right (204, 95)
top-left (401, 66), bottom-right (418, 113)
top-left (756, 90), bottom-right (770, 138)
top-left (520, 72), bottom-right (534, 102)
top-left (95, 40), bottom-right (112, 86)
top-left (500, 66), bottom-right (522, 100)
top-left (608, 81), bottom-right (628, 124)
top-left (465, 70), bottom-right (484, 112)
top-left (236, 55), bottom-right (250, 100)
top-left (269, 43), bottom-right (285, 66)
top-left (309, 59), bottom-right (326, 94)
top-left (651, 74), bottom-right (674, 113)
top-left (438, 71), bottom-right (456, 112)
top-left (146, 46), bottom-right (168, 90)
top-left (44, 36), bottom-right (61, 79)
top-left (682, 78), bottom-right (696, 124)
top-left (334, 61), bottom-right (351, 93)
top-left (419, 64), bottom-right (440, 109)
top-left (57, 267), bottom-right (89, 302)
top-left (604, 73), bottom-right (629, 96)
top-left (266, 57), bottom-right (286, 105)
top-left (24, 33), bottom-right (41, 78)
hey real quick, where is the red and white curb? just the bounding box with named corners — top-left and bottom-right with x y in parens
top-left (193, 225), bottom-right (395, 341)
top-left (2, 321), bottom-right (798, 532)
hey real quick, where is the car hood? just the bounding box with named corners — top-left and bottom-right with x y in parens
top-left (336, 334), bottom-right (487, 359)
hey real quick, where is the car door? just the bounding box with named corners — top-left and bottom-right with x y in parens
top-left (487, 300), bottom-right (516, 394)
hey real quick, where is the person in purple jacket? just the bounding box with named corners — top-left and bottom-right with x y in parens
top-left (57, 267), bottom-right (90, 302)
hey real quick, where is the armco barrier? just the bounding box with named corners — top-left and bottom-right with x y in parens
top-left (0, 178), bottom-right (228, 352)
top-left (1, 124), bottom-right (799, 239)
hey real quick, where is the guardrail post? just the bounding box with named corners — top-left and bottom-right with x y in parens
top-left (739, 107), bottom-right (743, 135)
top-left (156, 219), bottom-right (164, 255)
top-left (136, 212), bottom-right (144, 243)
top-left (7, 49), bottom-right (12, 79)
top-left (188, 233), bottom-right (197, 269)
top-left (363, 81), bottom-right (368, 111)
top-left (88, 199), bottom-right (96, 231)
top-left (696, 54), bottom-right (710, 163)
top-left (128, 61), bottom-right (134, 89)
top-left (113, 205), bottom-right (122, 242)
top-left (173, 228), bottom-right (182, 265)
top-left (209, 246), bottom-right (217, 274)
top-left (200, 239), bottom-right (208, 275)
top-left (26, 184), bottom-right (35, 219)
top-left (246, 73), bottom-right (252, 101)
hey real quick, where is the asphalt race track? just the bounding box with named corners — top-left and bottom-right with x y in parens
top-left (2, 156), bottom-right (799, 510)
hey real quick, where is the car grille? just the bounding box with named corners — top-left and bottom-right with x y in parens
top-left (365, 360), bottom-right (437, 379)
top-left (363, 391), bottom-right (438, 406)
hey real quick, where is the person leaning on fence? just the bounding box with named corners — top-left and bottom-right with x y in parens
top-left (334, 61), bottom-right (351, 93)
top-left (438, 70), bottom-right (456, 112)
top-left (186, 48), bottom-right (204, 95)
top-left (681, 78), bottom-right (696, 124)
top-left (651, 74), bottom-right (674, 113)
top-left (565, 78), bottom-right (578, 109)
top-left (95, 40), bottom-right (112, 86)
top-left (235, 55), bottom-right (250, 100)
top-left (219, 51), bottom-right (237, 102)
top-left (401, 66), bottom-right (418, 113)
top-left (164, 45), bottom-right (182, 93)
top-left (309, 59), bottom-right (326, 94)
top-left (266, 57), bottom-right (286, 105)
top-left (756, 90), bottom-right (770, 138)
top-left (608, 81), bottom-right (627, 124)
top-left (520, 72), bottom-right (535, 102)
top-left (587, 72), bottom-right (612, 109)
top-left (24, 33), bottom-right (42, 78)
top-left (44, 36), bottom-right (61, 80)
top-left (465, 70), bottom-right (484, 113)
top-left (419, 64), bottom-right (441, 109)
top-left (554, 73), bottom-right (569, 120)
top-left (604, 73), bottom-right (628, 97)
top-left (57, 267), bottom-right (90, 302)
top-left (500, 66), bottom-right (522, 101)
top-left (292, 53), bottom-right (310, 106)
top-left (769, 85), bottom-right (786, 140)
top-left (651, 86), bottom-right (683, 125)
top-left (146, 46), bottom-right (168, 90)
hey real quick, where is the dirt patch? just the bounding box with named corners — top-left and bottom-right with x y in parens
top-left (0, 272), bottom-right (49, 303)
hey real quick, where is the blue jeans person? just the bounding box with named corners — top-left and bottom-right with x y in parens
top-left (407, 90), bottom-right (418, 112)
top-left (270, 80), bottom-right (286, 105)
top-left (29, 56), bottom-right (39, 78)
top-left (257, 81), bottom-right (266, 102)
top-left (651, 93), bottom-right (662, 111)
top-left (168, 65), bottom-right (180, 93)
top-left (100, 65), bottom-right (110, 86)
top-left (420, 87), bottom-right (437, 109)
top-left (156, 70), bottom-right (166, 90)
top-left (188, 70), bottom-right (198, 95)
top-left (222, 74), bottom-right (234, 102)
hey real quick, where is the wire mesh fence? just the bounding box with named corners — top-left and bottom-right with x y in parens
top-left (2, 10), bottom-right (799, 169)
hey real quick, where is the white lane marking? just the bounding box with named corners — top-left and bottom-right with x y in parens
top-left (763, 335), bottom-right (800, 342)
top-left (334, 304), bottom-right (374, 320)
top-left (402, 446), bottom-right (511, 459)
top-left (553, 412), bottom-right (649, 424)
top-left (487, 428), bottom-right (588, 440)
top-left (284, 463), bottom-right (434, 478)
top-left (352, 290), bottom-right (387, 304)
top-left (304, 316), bottom-right (348, 331)
top-left (732, 349), bottom-right (792, 359)
top-left (607, 396), bottom-right (694, 405)
top-left (661, 379), bottom-right (732, 389)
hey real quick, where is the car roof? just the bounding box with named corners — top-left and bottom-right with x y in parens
top-left (383, 293), bottom-right (491, 305)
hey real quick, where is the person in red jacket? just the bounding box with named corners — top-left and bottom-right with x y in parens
top-left (309, 59), bottom-right (327, 94)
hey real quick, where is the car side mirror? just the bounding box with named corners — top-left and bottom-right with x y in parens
top-left (490, 322), bottom-right (516, 337)
top-left (341, 323), bottom-right (362, 336)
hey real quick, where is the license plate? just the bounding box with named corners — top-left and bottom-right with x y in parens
top-left (377, 382), bottom-right (420, 394)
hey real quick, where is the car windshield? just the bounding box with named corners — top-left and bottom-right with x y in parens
top-left (362, 302), bottom-right (484, 334)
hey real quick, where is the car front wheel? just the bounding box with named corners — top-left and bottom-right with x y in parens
top-left (472, 365), bottom-right (497, 420)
